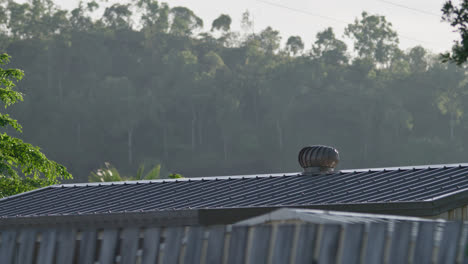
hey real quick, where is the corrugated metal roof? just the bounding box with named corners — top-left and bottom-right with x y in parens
top-left (2, 164), bottom-right (468, 218)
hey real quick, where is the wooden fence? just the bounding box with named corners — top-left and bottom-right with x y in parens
top-left (0, 220), bottom-right (467, 264)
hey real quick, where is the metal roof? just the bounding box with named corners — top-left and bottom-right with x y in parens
top-left (2, 163), bottom-right (468, 218)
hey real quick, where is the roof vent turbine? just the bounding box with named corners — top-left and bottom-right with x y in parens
top-left (299, 145), bottom-right (339, 175)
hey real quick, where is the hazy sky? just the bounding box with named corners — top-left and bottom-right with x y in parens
top-left (32, 0), bottom-right (460, 53)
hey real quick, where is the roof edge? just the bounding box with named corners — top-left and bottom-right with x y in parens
top-left (0, 209), bottom-right (199, 228)
top-left (0, 185), bottom-right (53, 202)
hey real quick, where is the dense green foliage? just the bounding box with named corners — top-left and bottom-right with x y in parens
top-left (0, 0), bottom-right (467, 183)
top-left (0, 53), bottom-right (71, 196)
top-left (442, 0), bottom-right (468, 64)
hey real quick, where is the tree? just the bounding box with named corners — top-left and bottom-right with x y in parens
top-left (286, 36), bottom-right (304, 55)
top-left (408, 46), bottom-right (428, 73)
top-left (137, 0), bottom-right (169, 34)
top-left (211, 14), bottom-right (231, 32)
top-left (169, 6), bottom-right (203, 36)
top-left (70, 1), bottom-right (98, 31)
top-left (255, 26), bottom-right (281, 54)
top-left (312, 27), bottom-right (348, 64)
top-left (441, 0), bottom-right (468, 64)
top-left (102, 3), bottom-right (132, 30)
top-left (0, 53), bottom-right (71, 197)
top-left (345, 12), bottom-right (399, 65)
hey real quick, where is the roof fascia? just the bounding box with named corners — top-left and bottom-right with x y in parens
top-left (0, 209), bottom-right (199, 228)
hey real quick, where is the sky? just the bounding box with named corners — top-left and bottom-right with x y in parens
top-left (28, 0), bottom-right (460, 54)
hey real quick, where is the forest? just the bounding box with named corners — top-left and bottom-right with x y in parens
top-left (0, 0), bottom-right (467, 182)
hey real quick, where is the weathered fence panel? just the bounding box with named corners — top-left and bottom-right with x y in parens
top-left (205, 226), bottom-right (225, 264)
top-left (0, 219), bottom-right (467, 264)
top-left (17, 229), bottom-right (36, 264)
top-left (248, 225), bottom-right (272, 264)
top-left (388, 222), bottom-right (412, 264)
top-left (272, 224), bottom-right (295, 264)
top-left (161, 226), bottom-right (184, 264)
top-left (0, 230), bottom-right (16, 263)
top-left (294, 224), bottom-right (317, 264)
top-left (120, 228), bottom-right (140, 264)
top-left (37, 229), bottom-right (57, 264)
top-left (56, 229), bottom-right (77, 264)
top-left (413, 221), bottom-right (435, 264)
top-left (99, 229), bottom-right (119, 264)
top-left (141, 228), bottom-right (161, 264)
top-left (461, 224), bottom-right (468, 264)
top-left (318, 224), bottom-right (341, 264)
top-left (362, 223), bottom-right (387, 264)
top-left (78, 229), bottom-right (97, 264)
top-left (227, 226), bottom-right (248, 264)
top-left (339, 223), bottom-right (364, 264)
top-left (438, 222), bottom-right (462, 264)
top-left (183, 226), bottom-right (204, 264)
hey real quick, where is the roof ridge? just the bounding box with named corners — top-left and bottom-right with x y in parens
top-left (340, 163), bottom-right (468, 173)
top-left (52, 172), bottom-right (302, 187)
top-left (52, 163), bottom-right (468, 188)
